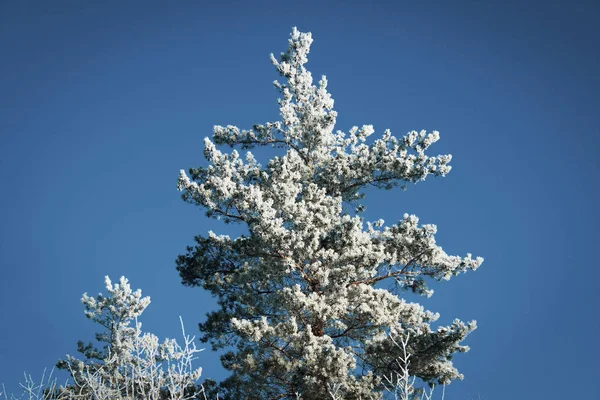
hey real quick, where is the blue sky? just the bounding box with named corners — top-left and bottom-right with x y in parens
top-left (1, 0), bottom-right (598, 398)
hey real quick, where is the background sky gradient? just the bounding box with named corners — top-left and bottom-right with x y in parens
top-left (1, 1), bottom-right (598, 399)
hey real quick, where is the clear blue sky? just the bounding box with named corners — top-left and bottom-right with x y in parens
top-left (1, 1), bottom-right (598, 398)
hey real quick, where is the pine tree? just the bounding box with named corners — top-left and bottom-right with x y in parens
top-left (176, 28), bottom-right (483, 399)
top-left (53, 276), bottom-right (204, 399)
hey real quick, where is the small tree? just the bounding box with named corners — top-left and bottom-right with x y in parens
top-left (52, 276), bottom-right (205, 399)
top-left (177, 28), bottom-right (483, 399)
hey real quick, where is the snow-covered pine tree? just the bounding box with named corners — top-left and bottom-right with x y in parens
top-left (53, 276), bottom-right (204, 399)
top-left (176, 28), bottom-right (483, 399)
